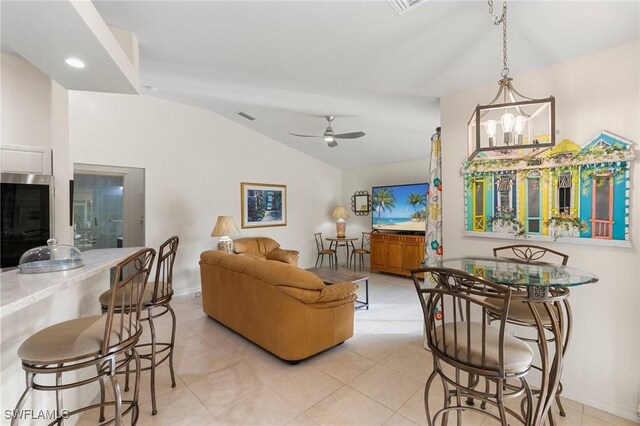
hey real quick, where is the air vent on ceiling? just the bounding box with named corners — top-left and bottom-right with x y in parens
top-left (387, 0), bottom-right (427, 15)
top-left (237, 112), bottom-right (256, 121)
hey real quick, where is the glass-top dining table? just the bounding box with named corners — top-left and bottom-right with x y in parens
top-left (441, 256), bottom-right (599, 426)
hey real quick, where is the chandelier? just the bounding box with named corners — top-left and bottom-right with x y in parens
top-left (468, 0), bottom-right (555, 160)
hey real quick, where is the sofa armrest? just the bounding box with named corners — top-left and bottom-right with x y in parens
top-left (316, 282), bottom-right (358, 304)
top-left (276, 282), bottom-right (358, 307)
top-left (267, 248), bottom-right (300, 265)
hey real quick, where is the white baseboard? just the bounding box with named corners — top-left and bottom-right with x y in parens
top-left (173, 286), bottom-right (201, 297)
top-left (562, 389), bottom-right (640, 423)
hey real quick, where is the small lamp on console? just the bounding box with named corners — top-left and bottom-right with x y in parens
top-left (211, 215), bottom-right (240, 253)
top-left (331, 206), bottom-right (350, 238)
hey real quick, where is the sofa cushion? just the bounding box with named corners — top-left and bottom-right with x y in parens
top-left (200, 250), bottom-right (324, 291)
top-left (245, 258), bottom-right (324, 290)
top-left (201, 249), bottom-right (256, 275)
top-left (233, 237), bottom-right (280, 257)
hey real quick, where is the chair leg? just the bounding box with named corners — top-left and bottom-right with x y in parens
top-left (167, 305), bottom-right (177, 388)
top-left (11, 372), bottom-right (34, 426)
top-left (496, 379), bottom-right (507, 426)
top-left (55, 368), bottom-right (64, 425)
top-left (315, 253), bottom-right (320, 268)
top-left (131, 349), bottom-right (141, 426)
top-left (97, 371), bottom-right (107, 422)
top-left (480, 378), bottom-right (489, 409)
top-left (123, 358), bottom-right (130, 392)
top-left (110, 364), bottom-right (123, 426)
top-left (148, 310), bottom-right (158, 415)
top-left (440, 373), bottom-right (451, 426)
top-left (521, 377), bottom-right (533, 426)
top-left (424, 368), bottom-right (438, 426)
top-left (320, 254), bottom-right (324, 268)
top-left (555, 385), bottom-right (566, 417)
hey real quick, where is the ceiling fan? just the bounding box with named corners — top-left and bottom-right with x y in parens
top-left (289, 116), bottom-right (365, 148)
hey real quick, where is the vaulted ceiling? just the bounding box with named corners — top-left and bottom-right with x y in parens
top-left (9, 1), bottom-right (640, 169)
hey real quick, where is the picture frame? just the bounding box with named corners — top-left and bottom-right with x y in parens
top-left (240, 182), bottom-right (287, 228)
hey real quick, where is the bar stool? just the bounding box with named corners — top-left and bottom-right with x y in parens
top-left (99, 236), bottom-right (179, 416)
top-left (12, 248), bottom-right (155, 426)
top-left (411, 267), bottom-right (534, 425)
top-left (485, 244), bottom-right (570, 417)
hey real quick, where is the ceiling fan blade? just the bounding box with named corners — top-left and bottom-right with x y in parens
top-left (333, 131), bottom-right (366, 139)
top-left (289, 133), bottom-right (322, 138)
top-left (327, 140), bottom-right (338, 148)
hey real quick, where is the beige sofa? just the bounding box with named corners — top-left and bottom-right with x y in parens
top-left (199, 250), bottom-right (357, 362)
top-left (233, 237), bottom-right (299, 266)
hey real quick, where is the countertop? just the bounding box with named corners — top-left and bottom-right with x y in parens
top-left (0, 247), bottom-right (143, 319)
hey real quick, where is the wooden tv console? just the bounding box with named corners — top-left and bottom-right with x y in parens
top-left (370, 232), bottom-right (425, 277)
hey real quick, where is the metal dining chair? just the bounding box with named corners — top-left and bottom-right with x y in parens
top-left (349, 232), bottom-right (370, 271)
top-left (487, 244), bottom-right (570, 417)
top-left (314, 232), bottom-right (337, 269)
top-left (412, 267), bottom-right (534, 426)
top-left (13, 248), bottom-right (156, 426)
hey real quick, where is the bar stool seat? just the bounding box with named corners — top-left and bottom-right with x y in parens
top-left (484, 297), bottom-right (553, 326)
top-left (18, 315), bottom-right (135, 365)
top-left (433, 322), bottom-right (533, 373)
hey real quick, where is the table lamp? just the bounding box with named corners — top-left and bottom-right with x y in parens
top-left (331, 206), bottom-right (350, 238)
top-left (211, 215), bottom-right (240, 253)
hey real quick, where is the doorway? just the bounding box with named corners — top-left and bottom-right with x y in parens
top-left (73, 164), bottom-right (144, 251)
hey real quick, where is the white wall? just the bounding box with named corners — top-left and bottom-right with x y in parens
top-left (342, 158), bottom-right (429, 238)
top-left (1, 52), bottom-right (72, 243)
top-left (51, 80), bottom-right (72, 244)
top-left (68, 92), bottom-right (342, 293)
top-left (440, 42), bottom-right (640, 420)
top-left (1, 52), bottom-right (51, 149)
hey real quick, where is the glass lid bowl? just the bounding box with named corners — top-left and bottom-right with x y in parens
top-left (18, 238), bottom-right (84, 274)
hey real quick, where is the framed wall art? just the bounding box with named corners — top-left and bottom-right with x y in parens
top-left (462, 130), bottom-right (635, 247)
top-left (240, 182), bottom-right (287, 228)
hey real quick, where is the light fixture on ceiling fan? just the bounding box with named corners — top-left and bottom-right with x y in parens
top-left (289, 116), bottom-right (365, 148)
top-left (467, 0), bottom-right (556, 160)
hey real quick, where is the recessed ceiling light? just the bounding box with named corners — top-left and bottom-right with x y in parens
top-left (65, 57), bottom-right (85, 68)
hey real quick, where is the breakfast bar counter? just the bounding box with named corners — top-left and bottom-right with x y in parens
top-left (0, 247), bottom-right (142, 319)
top-left (0, 247), bottom-right (143, 419)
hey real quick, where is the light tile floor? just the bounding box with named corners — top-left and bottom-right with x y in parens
top-left (83, 267), bottom-right (636, 425)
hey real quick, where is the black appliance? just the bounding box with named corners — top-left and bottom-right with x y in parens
top-left (1, 173), bottom-right (54, 269)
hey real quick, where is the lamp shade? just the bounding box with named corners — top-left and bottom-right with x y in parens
top-left (331, 206), bottom-right (350, 220)
top-left (211, 215), bottom-right (240, 237)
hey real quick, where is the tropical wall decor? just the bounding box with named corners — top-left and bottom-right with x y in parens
top-left (462, 131), bottom-right (635, 246)
top-left (240, 182), bottom-right (287, 228)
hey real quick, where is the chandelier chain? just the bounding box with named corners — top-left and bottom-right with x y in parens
top-left (488, 0), bottom-right (509, 77)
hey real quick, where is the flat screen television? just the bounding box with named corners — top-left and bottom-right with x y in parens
top-left (372, 182), bottom-right (428, 233)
